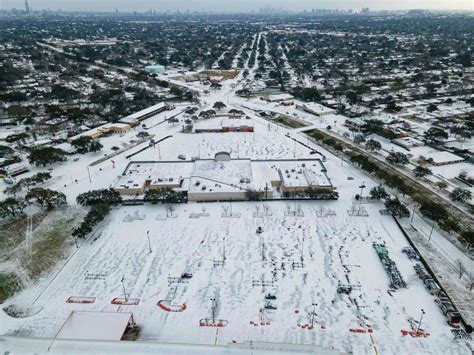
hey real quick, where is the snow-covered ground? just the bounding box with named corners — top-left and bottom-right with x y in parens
top-left (1, 59), bottom-right (473, 354)
top-left (2, 200), bottom-right (471, 354)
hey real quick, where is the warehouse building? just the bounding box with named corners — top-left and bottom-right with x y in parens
top-left (119, 103), bottom-right (174, 126)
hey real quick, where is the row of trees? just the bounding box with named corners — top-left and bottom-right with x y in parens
top-left (71, 136), bottom-right (103, 154)
top-left (28, 147), bottom-right (67, 167)
top-left (308, 128), bottom-right (473, 246)
top-left (5, 172), bottom-right (52, 195)
top-left (366, 185), bottom-right (410, 218)
top-left (72, 189), bottom-right (123, 239)
top-left (0, 188), bottom-right (66, 218)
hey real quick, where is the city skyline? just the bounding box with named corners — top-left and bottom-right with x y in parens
top-left (1, 0), bottom-right (473, 12)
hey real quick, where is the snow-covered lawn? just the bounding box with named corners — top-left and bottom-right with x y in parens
top-left (1, 201), bottom-right (469, 354)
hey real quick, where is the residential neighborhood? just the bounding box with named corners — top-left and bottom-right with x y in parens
top-left (0, 4), bottom-right (473, 355)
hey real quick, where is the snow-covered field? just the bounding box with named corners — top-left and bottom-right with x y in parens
top-left (1, 200), bottom-right (470, 354)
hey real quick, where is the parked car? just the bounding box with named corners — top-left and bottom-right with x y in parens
top-left (181, 273), bottom-right (193, 279)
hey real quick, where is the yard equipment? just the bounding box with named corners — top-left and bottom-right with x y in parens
top-left (373, 243), bottom-right (407, 289)
top-left (199, 297), bottom-right (228, 327)
top-left (264, 301), bottom-right (277, 310)
top-left (111, 298), bottom-right (140, 305)
top-left (402, 247), bottom-right (420, 261)
top-left (157, 299), bottom-right (187, 312)
top-left (438, 301), bottom-right (462, 328)
top-left (423, 279), bottom-right (441, 295)
top-left (337, 285), bottom-right (353, 294)
top-left (66, 296), bottom-right (95, 304)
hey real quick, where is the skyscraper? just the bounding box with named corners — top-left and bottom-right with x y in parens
top-left (25, 0), bottom-right (30, 14)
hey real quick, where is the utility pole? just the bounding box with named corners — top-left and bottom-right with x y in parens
top-left (411, 204), bottom-right (417, 222)
top-left (358, 181), bottom-right (366, 214)
top-left (415, 309), bottom-right (425, 333)
top-left (210, 298), bottom-right (216, 323)
top-left (300, 232), bottom-right (305, 262)
top-left (428, 223), bottom-right (435, 242)
top-left (121, 277), bottom-right (128, 302)
top-left (310, 303), bottom-right (317, 328)
top-left (147, 230), bottom-right (152, 253)
top-left (87, 165), bottom-right (92, 183)
top-left (222, 235), bottom-right (226, 261)
top-left (256, 226), bottom-right (264, 261)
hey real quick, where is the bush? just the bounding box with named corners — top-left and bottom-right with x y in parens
top-left (0, 273), bottom-right (21, 303)
top-left (144, 188), bottom-right (186, 203)
top-left (283, 187), bottom-right (339, 200)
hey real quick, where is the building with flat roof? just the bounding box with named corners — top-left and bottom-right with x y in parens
top-left (114, 156), bottom-right (334, 201)
top-left (296, 102), bottom-right (336, 116)
top-left (194, 118), bottom-right (254, 133)
top-left (422, 151), bottom-right (465, 166)
top-left (66, 122), bottom-right (131, 143)
top-left (264, 93), bottom-right (294, 103)
top-left (119, 102), bottom-right (172, 126)
top-left (145, 65), bottom-right (166, 74)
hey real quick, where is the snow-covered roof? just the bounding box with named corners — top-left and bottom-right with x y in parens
top-left (424, 151), bottom-right (465, 165)
top-left (57, 311), bottom-right (132, 341)
top-left (222, 119), bottom-right (254, 128)
top-left (296, 101), bottom-right (335, 115)
top-left (265, 93), bottom-right (294, 102)
top-left (123, 102), bottom-right (167, 121)
top-left (190, 159), bottom-right (253, 193)
top-left (116, 161), bottom-right (194, 190)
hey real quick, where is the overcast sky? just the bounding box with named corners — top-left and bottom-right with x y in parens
top-left (2, 0), bottom-right (473, 12)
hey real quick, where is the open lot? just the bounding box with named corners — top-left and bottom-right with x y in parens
top-left (0, 201), bottom-right (470, 354)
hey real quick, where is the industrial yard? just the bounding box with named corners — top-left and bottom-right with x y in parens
top-left (1, 201), bottom-right (470, 354)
